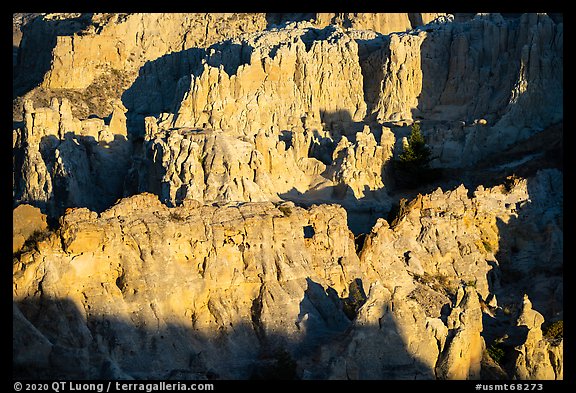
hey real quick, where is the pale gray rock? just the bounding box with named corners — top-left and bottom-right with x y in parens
top-left (509, 295), bottom-right (562, 380)
top-left (13, 99), bottom-right (132, 216)
top-left (436, 286), bottom-right (485, 379)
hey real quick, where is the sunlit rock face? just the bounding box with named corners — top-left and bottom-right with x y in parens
top-left (13, 98), bottom-right (132, 217)
top-left (13, 169), bottom-right (562, 379)
top-left (13, 12), bottom-right (562, 380)
top-left (169, 23), bottom-right (367, 137)
top-left (13, 194), bottom-right (360, 379)
top-left (14, 13), bottom-right (562, 214)
top-left (18, 13), bottom-right (268, 91)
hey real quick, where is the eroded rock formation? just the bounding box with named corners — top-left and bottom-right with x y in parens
top-left (13, 98), bottom-right (131, 216)
top-left (14, 194), bottom-right (359, 379)
top-left (13, 12), bottom-right (562, 381)
top-left (13, 169), bottom-right (563, 379)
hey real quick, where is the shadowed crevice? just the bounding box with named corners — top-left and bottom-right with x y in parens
top-left (14, 275), bottom-right (434, 380)
top-left (13, 14), bottom-right (94, 97)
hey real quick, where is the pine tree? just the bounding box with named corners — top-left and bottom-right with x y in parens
top-left (398, 123), bottom-right (431, 168)
top-left (395, 123), bottom-right (434, 188)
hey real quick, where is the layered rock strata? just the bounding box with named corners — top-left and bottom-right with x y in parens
top-left (13, 169), bottom-right (562, 379)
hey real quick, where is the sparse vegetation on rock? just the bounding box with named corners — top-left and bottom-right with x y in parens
top-left (543, 320), bottom-right (563, 345)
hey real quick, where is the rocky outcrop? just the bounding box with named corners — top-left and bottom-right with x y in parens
top-left (15, 13), bottom-right (446, 93)
top-left (130, 122), bottom-right (397, 208)
top-left (131, 127), bottom-right (333, 207)
top-left (360, 185), bottom-right (496, 301)
top-left (364, 14), bottom-right (562, 126)
top-left (361, 168), bottom-right (562, 314)
top-left (15, 13), bottom-right (562, 169)
top-left (436, 286), bottom-right (485, 379)
top-left (13, 204), bottom-right (48, 253)
top-left (14, 12), bottom-right (451, 123)
top-left (12, 12), bottom-right (563, 381)
top-left (329, 125), bottom-right (394, 200)
top-left (13, 169), bottom-right (563, 379)
top-left (151, 13), bottom-right (561, 168)
top-left (321, 169), bottom-right (562, 379)
top-left (325, 281), bottom-right (441, 379)
top-left (137, 129), bottom-right (274, 205)
top-left (170, 23), bottom-right (366, 137)
top-left (13, 193), bottom-right (360, 379)
top-left (123, 12), bottom-right (563, 206)
top-left (38, 13), bottom-right (268, 91)
top-left (13, 99), bottom-right (132, 216)
top-left (510, 295), bottom-right (562, 380)
top-left (478, 169), bottom-right (563, 320)
top-left (363, 13), bottom-right (562, 166)
top-left (13, 13), bottom-right (268, 119)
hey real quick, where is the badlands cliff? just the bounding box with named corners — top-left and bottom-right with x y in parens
top-left (13, 13), bottom-right (562, 381)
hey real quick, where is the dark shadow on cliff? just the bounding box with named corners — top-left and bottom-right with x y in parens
top-left (13, 131), bottom-right (132, 222)
top-left (299, 25), bottom-right (338, 51)
top-left (479, 169), bottom-right (563, 377)
top-left (493, 172), bottom-right (563, 321)
top-left (13, 14), bottom-right (94, 98)
top-left (354, 33), bottom-right (389, 124)
top-left (409, 16), bottom-right (521, 124)
top-left (14, 276), bottom-right (432, 380)
top-left (459, 122), bottom-right (563, 192)
top-left (265, 13), bottom-right (316, 29)
top-left (295, 279), bottom-right (435, 379)
top-left (121, 42), bottom-right (254, 138)
top-left (319, 109), bottom-right (365, 142)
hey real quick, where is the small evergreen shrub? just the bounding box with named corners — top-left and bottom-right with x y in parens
top-left (393, 123), bottom-right (440, 189)
top-left (487, 343), bottom-right (506, 365)
top-left (398, 123), bottom-right (431, 169)
top-left (543, 320), bottom-right (563, 345)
